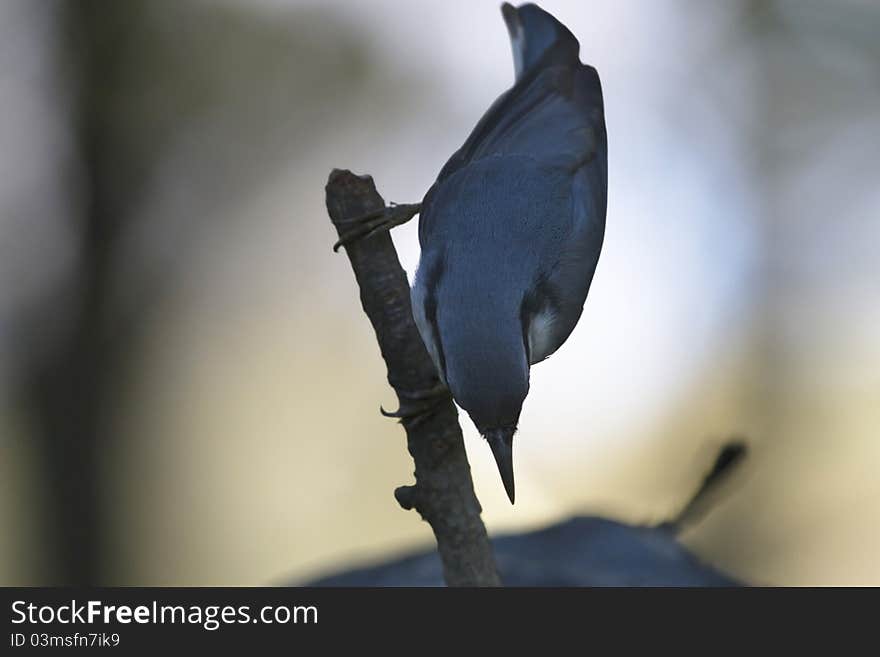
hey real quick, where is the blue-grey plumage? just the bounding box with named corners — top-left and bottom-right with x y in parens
top-left (411, 3), bottom-right (607, 503)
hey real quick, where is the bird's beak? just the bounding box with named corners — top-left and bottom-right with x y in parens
top-left (485, 427), bottom-right (516, 504)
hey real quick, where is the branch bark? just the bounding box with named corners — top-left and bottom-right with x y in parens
top-left (325, 169), bottom-right (501, 587)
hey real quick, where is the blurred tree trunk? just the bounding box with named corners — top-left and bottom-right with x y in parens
top-left (24, 0), bottom-right (138, 585)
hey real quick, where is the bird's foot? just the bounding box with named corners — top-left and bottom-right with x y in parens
top-left (381, 380), bottom-right (451, 428)
top-left (332, 202), bottom-right (421, 252)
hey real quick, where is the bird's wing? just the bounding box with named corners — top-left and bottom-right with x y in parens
top-left (525, 162), bottom-right (606, 364)
top-left (437, 62), bottom-right (604, 183)
top-left (421, 62), bottom-right (603, 246)
top-left (517, 64), bottom-right (607, 364)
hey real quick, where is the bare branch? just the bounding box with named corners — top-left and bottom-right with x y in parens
top-left (325, 169), bottom-right (501, 587)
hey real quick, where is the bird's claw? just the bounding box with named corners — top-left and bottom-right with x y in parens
top-left (333, 202), bottom-right (421, 252)
top-left (380, 381), bottom-right (451, 428)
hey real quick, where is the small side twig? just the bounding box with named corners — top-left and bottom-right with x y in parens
top-left (325, 169), bottom-right (501, 587)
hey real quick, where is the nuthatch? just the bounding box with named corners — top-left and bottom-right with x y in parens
top-left (411, 3), bottom-right (607, 502)
top-left (334, 3), bottom-right (607, 503)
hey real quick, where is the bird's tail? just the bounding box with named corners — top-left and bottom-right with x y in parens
top-left (501, 3), bottom-right (579, 81)
top-left (660, 441), bottom-right (748, 534)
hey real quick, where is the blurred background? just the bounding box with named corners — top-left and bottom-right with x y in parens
top-left (1, 0), bottom-right (878, 586)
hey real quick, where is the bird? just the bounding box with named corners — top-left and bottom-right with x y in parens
top-left (410, 2), bottom-right (608, 504)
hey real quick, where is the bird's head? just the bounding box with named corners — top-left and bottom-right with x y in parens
top-left (501, 2), bottom-right (579, 80)
top-left (440, 317), bottom-right (529, 504)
